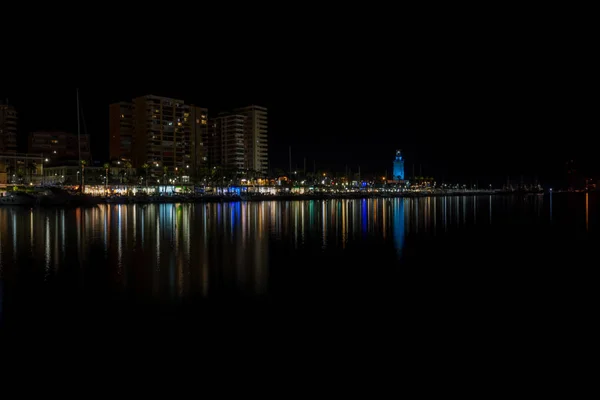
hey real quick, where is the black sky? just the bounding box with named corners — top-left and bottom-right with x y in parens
top-left (2, 12), bottom-right (596, 186)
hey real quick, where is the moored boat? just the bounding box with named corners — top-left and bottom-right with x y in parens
top-left (0, 192), bottom-right (39, 206)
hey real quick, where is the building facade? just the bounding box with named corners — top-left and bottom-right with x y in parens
top-left (132, 95), bottom-right (193, 174)
top-left (42, 165), bottom-right (105, 186)
top-left (393, 149), bottom-right (405, 181)
top-left (234, 105), bottom-right (268, 175)
top-left (207, 105), bottom-right (269, 178)
top-left (190, 106), bottom-right (209, 176)
top-left (109, 102), bottom-right (134, 162)
top-left (0, 153), bottom-right (44, 185)
top-left (0, 103), bottom-right (18, 153)
top-left (28, 131), bottom-right (91, 164)
top-left (107, 95), bottom-right (208, 180)
top-left (109, 97), bottom-right (268, 181)
top-left (213, 113), bottom-right (247, 173)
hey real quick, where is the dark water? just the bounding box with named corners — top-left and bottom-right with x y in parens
top-left (0, 194), bottom-right (597, 349)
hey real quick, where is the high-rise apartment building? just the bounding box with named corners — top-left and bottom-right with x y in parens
top-left (190, 106), bottom-right (209, 175)
top-left (132, 95), bottom-right (191, 171)
top-left (111, 95), bottom-right (208, 178)
top-left (0, 103), bottom-right (18, 153)
top-left (28, 131), bottom-right (91, 163)
top-left (109, 102), bottom-right (134, 162)
top-left (212, 113), bottom-right (247, 172)
top-left (207, 105), bottom-right (269, 177)
top-left (234, 105), bottom-right (268, 175)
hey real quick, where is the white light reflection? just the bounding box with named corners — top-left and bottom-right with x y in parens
top-left (322, 200), bottom-right (327, 249)
top-left (549, 192), bottom-right (552, 222)
top-left (462, 196), bottom-right (466, 225)
top-left (443, 196), bottom-right (447, 232)
top-left (30, 210), bottom-right (34, 249)
top-left (433, 197), bottom-right (437, 234)
top-left (61, 210), bottom-right (66, 256)
top-left (12, 211), bottom-right (17, 260)
top-left (117, 205), bottom-right (122, 273)
top-left (45, 217), bottom-right (51, 276)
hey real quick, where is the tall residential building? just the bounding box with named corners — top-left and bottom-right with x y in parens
top-left (234, 105), bottom-right (268, 175)
top-left (190, 106), bottom-right (209, 175)
top-left (28, 131), bottom-right (91, 163)
top-left (207, 105), bottom-right (269, 177)
top-left (212, 113), bottom-right (247, 172)
top-left (0, 103), bottom-right (18, 153)
top-left (133, 95), bottom-right (190, 171)
top-left (109, 102), bottom-right (134, 162)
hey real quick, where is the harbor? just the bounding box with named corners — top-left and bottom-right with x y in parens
top-left (0, 183), bottom-right (546, 207)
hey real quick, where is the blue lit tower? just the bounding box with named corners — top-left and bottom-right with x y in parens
top-left (393, 150), bottom-right (404, 181)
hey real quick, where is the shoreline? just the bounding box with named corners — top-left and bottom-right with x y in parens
top-left (98, 190), bottom-right (546, 204)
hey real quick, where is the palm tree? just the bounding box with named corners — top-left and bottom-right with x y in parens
top-left (124, 161), bottom-right (132, 184)
top-left (6, 166), bottom-right (14, 184)
top-left (28, 162), bottom-right (37, 185)
top-left (163, 166), bottom-right (168, 184)
top-left (142, 163), bottom-right (150, 189)
top-left (103, 163), bottom-right (110, 194)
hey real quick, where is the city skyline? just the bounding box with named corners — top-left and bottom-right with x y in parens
top-left (0, 87), bottom-right (595, 186)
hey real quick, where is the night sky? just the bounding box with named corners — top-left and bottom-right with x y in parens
top-left (1, 47), bottom-right (594, 187)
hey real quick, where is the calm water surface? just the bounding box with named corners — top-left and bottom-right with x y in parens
top-left (0, 194), bottom-right (597, 338)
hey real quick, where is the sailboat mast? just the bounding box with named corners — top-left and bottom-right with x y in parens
top-left (77, 89), bottom-right (81, 166)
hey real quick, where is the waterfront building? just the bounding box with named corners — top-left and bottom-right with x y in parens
top-left (28, 131), bottom-right (91, 164)
top-left (190, 106), bottom-right (209, 177)
top-left (212, 113), bottom-right (247, 174)
top-left (208, 105), bottom-right (269, 178)
top-left (42, 164), bottom-right (104, 186)
top-left (0, 152), bottom-right (44, 185)
top-left (111, 95), bottom-right (208, 181)
top-left (131, 95), bottom-right (191, 173)
top-left (0, 103), bottom-right (18, 153)
top-left (233, 105), bottom-right (269, 175)
top-left (109, 102), bottom-right (134, 162)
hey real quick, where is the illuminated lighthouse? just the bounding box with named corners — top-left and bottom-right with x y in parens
top-left (393, 149), bottom-right (405, 181)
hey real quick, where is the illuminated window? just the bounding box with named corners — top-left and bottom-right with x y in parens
top-left (201, 120), bottom-right (207, 125)
top-left (121, 114), bottom-right (125, 118)
top-left (51, 140), bottom-right (59, 144)
top-left (196, 119), bottom-right (200, 124)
